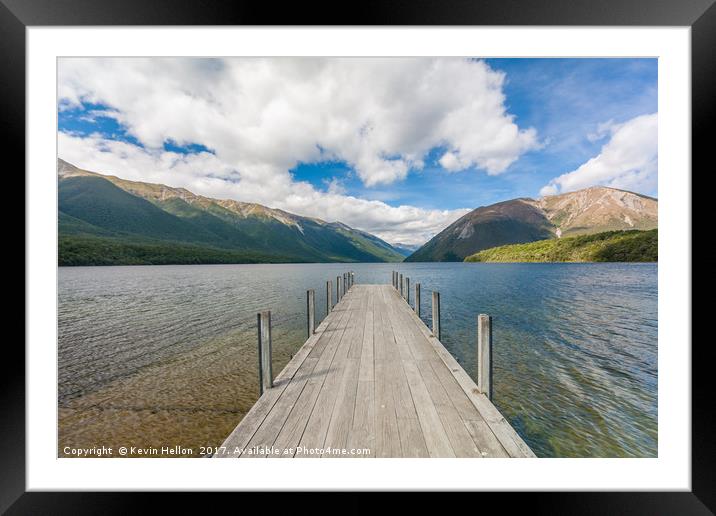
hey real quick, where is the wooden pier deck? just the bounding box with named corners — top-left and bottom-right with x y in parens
top-left (215, 283), bottom-right (535, 458)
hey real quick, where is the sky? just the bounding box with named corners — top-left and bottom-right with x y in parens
top-left (57, 58), bottom-right (657, 246)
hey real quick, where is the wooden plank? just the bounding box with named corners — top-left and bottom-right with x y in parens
top-left (243, 292), bottom-right (361, 458)
top-left (322, 358), bottom-right (360, 457)
top-left (295, 289), bottom-right (362, 457)
top-left (258, 311), bottom-right (273, 395)
top-left (347, 287), bottom-right (376, 457)
top-left (374, 362), bottom-right (402, 457)
top-left (357, 288), bottom-right (375, 382)
top-left (373, 288), bottom-right (402, 457)
top-left (270, 380), bottom-right (322, 458)
top-left (218, 283), bottom-right (534, 459)
top-left (415, 282), bottom-right (421, 317)
top-left (269, 297), bottom-right (357, 458)
top-left (401, 359), bottom-right (455, 458)
top-left (388, 287), bottom-right (433, 362)
top-left (347, 379), bottom-right (375, 457)
top-left (477, 314), bottom-right (493, 399)
top-left (347, 289), bottom-right (366, 359)
top-left (432, 291), bottom-right (441, 340)
top-left (242, 357), bottom-right (318, 457)
top-left (395, 415), bottom-right (429, 458)
top-left (416, 359), bottom-right (482, 458)
top-left (214, 301), bottom-right (342, 457)
top-left (463, 419), bottom-right (510, 458)
top-left (427, 357), bottom-right (492, 424)
top-left (379, 289), bottom-right (429, 458)
top-left (389, 289), bottom-right (536, 458)
top-left (307, 289), bottom-right (316, 338)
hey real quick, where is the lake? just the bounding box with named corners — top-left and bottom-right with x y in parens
top-left (58, 262), bottom-right (657, 458)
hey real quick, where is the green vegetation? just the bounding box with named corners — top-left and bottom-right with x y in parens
top-left (59, 235), bottom-right (301, 266)
top-left (58, 175), bottom-right (405, 266)
top-left (464, 229), bottom-right (657, 263)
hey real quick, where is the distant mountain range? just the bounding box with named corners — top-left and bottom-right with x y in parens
top-left (406, 186), bottom-right (658, 262)
top-left (58, 159), bottom-right (405, 265)
top-left (58, 159), bottom-right (659, 266)
top-left (390, 243), bottom-right (421, 257)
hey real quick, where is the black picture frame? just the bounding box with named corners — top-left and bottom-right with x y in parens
top-left (5, 0), bottom-right (710, 512)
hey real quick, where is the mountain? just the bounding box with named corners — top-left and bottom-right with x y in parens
top-left (465, 229), bottom-right (657, 263)
top-left (58, 159), bottom-right (405, 265)
top-left (390, 243), bottom-right (421, 257)
top-left (405, 186), bottom-right (657, 262)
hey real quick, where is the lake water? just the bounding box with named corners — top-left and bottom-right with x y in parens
top-left (58, 262), bottom-right (657, 458)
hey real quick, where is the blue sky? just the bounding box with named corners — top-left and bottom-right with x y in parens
top-left (58, 57), bottom-right (657, 244)
top-left (286, 58), bottom-right (657, 210)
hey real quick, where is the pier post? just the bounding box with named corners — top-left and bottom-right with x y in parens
top-left (326, 280), bottom-right (333, 313)
top-left (257, 310), bottom-right (273, 395)
top-left (477, 314), bottom-right (493, 400)
top-left (393, 271), bottom-right (397, 289)
top-left (337, 275), bottom-right (342, 302)
top-left (432, 291), bottom-right (441, 340)
top-left (351, 272), bottom-right (355, 288)
top-left (415, 283), bottom-right (421, 317)
top-left (307, 289), bottom-right (316, 337)
top-left (405, 277), bottom-right (410, 304)
top-left (399, 273), bottom-right (404, 297)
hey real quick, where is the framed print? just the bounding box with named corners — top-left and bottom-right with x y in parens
top-left (6, 0), bottom-right (712, 511)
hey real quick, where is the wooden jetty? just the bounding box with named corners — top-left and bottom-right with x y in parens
top-left (215, 273), bottom-right (535, 458)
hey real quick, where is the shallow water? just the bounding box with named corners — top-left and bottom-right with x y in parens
top-left (58, 262), bottom-right (657, 457)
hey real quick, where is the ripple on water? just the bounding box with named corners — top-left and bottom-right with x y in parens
top-left (58, 262), bottom-right (657, 457)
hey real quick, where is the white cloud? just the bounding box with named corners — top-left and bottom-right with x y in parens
top-left (59, 132), bottom-right (469, 246)
top-left (58, 57), bottom-right (537, 244)
top-left (323, 177), bottom-right (347, 196)
top-left (539, 113), bottom-right (657, 197)
top-left (586, 119), bottom-right (616, 142)
top-left (438, 151), bottom-right (469, 172)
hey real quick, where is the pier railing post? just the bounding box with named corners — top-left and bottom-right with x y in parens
top-left (415, 282), bottom-right (420, 317)
top-left (393, 271), bottom-right (397, 289)
top-left (307, 289), bottom-right (316, 337)
top-left (399, 273), bottom-right (404, 297)
top-left (405, 277), bottom-right (410, 303)
top-left (351, 272), bottom-right (355, 288)
top-left (258, 310), bottom-right (273, 395)
top-left (326, 280), bottom-right (333, 313)
top-left (432, 291), bottom-right (441, 340)
top-left (337, 275), bottom-right (342, 302)
top-left (477, 314), bottom-right (493, 400)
